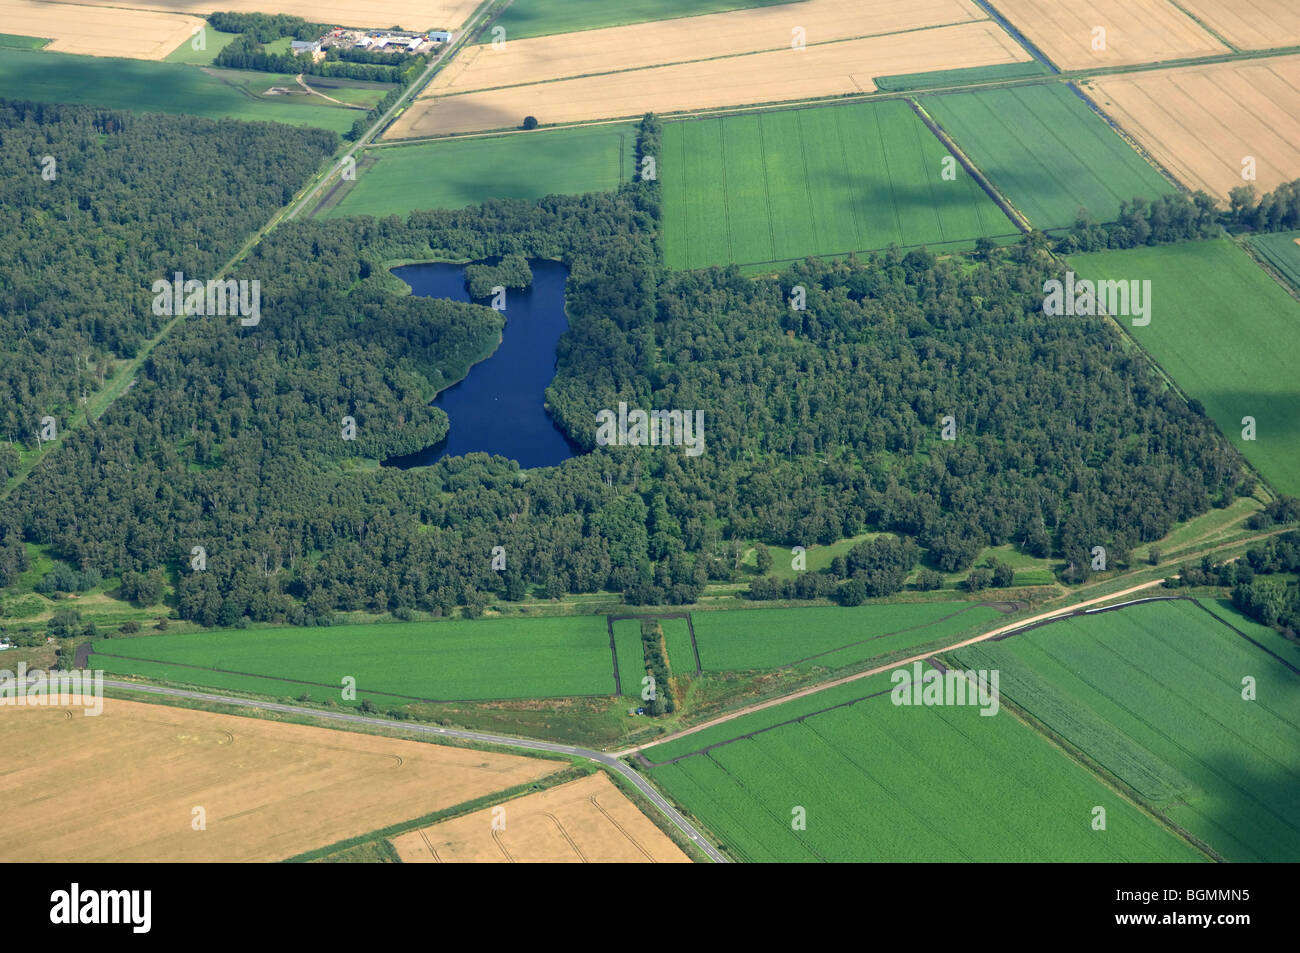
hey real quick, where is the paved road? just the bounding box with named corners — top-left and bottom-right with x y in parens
top-left (100, 679), bottom-right (728, 864)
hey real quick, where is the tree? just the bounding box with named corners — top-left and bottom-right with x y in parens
top-left (836, 578), bottom-right (867, 606)
top-left (522, 115), bottom-right (539, 130)
top-left (754, 543), bottom-right (773, 574)
top-left (965, 568), bottom-right (992, 592)
top-left (989, 559), bottom-right (1014, 589)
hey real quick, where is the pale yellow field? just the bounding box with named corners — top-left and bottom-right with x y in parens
top-left (1086, 55), bottom-right (1300, 199)
top-left (27, 0), bottom-right (480, 31)
top-left (389, 21), bottom-right (1030, 137)
top-left (0, 698), bottom-right (562, 862)
top-left (1175, 0), bottom-right (1300, 50)
top-left (432, 0), bottom-right (989, 94)
top-left (392, 773), bottom-right (691, 862)
top-left (991, 0), bottom-right (1227, 70)
top-left (1, 0), bottom-right (203, 59)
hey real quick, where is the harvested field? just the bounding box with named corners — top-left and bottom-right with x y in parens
top-left (392, 773), bottom-right (691, 862)
top-left (0, 698), bottom-right (561, 862)
top-left (990, 0), bottom-right (1227, 70)
top-left (1086, 56), bottom-right (1300, 200)
top-left (44, 0), bottom-right (481, 31)
top-left (388, 21), bottom-right (1030, 137)
top-left (434, 0), bottom-right (990, 94)
top-left (0, 0), bottom-right (202, 59)
top-left (1175, 0), bottom-right (1300, 51)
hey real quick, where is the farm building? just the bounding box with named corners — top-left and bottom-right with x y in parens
top-left (428, 31), bottom-right (453, 43)
top-left (290, 40), bottom-right (322, 54)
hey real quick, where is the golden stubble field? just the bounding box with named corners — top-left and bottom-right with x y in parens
top-left (1175, 0), bottom-right (1300, 50)
top-left (387, 20), bottom-right (1030, 137)
top-left (1086, 55), bottom-right (1300, 199)
top-left (0, 699), bottom-right (562, 861)
top-left (2, 0), bottom-right (203, 59)
top-left (391, 772), bottom-right (691, 862)
top-left (991, 0), bottom-right (1227, 70)
top-left (430, 0), bottom-right (990, 94)
top-left (29, 0), bottom-right (481, 31)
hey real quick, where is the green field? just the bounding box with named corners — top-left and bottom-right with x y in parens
top-left (956, 598), bottom-right (1300, 862)
top-left (920, 83), bottom-right (1172, 229)
top-left (1247, 229), bottom-right (1300, 292)
top-left (874, 60), bottom-right (1048, 92)
top-left (691, 602), bottom-right (1005, 672)
top-left (645, 670), bottom-right (1201, 861)
top-left (611, 619), bottom-right (647, 697)
top-left (323, 123), bottom-right (636, 217)
top-left (661, 617), bottom-right (698, 675)
top-left (0, 49), bottom-right (360, 133)
top-left (90, 616), bottom-right (617, 703)
top-left (1071, 240), bottom-right (1300, 495)
top-left (662, 100), bottom-right (1018, 270)
top-left (164, 29), bottom-right (242, 64)
top-left (486, 0), bottom-right (797, 40)
top-left (0, 34), bottom-right (49, 51)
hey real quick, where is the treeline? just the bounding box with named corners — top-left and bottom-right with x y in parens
top-left (0, 98), bottom-right (337, 436)
top-left (1058, 177), bottom-right (1300, 253)
top-left (1163, 530), bottom-right (1300, 636)
top-left (746, 536), bottom-right (1014, 605)
top-left (641, 619), bottom-right (675, 715)
top-left (214, 34), bottom-right (420, 83)
top-left (0, 114), bottom-right (1253, 626)
top-left (208, 12), bottom-right (326, 42)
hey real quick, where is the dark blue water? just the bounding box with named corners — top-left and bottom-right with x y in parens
top-left (382, 258), bottom-right (580, 470)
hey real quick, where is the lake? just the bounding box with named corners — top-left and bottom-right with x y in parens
top-left (382, 258), bottom-right (580, 470)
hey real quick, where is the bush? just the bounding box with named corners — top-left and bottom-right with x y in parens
top-left (916, 568), bottom-right (944, 591)
top-left (118, 620), bottom-right (141, 634)
top-left (965, 568), bottom-right (993, 592)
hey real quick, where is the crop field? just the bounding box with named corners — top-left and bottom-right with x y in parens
top-left (163, 27), bottom-right (241, 63)
top-left (392, 773), bottom-right (690, 861)
top-left (435, 0), bottom-right (989, 94)
top-left (1174, 0), bottom-right (1300, 50)
top-left (323, 124), bottom-right (635, 218)
top-left (0, 49), bottom-right (362, 132)
top-left (0, 32), bottom-right (49, 50)
top-left (991, 0), bottom-right (1226, 70)
top-left (690, 601), bottom-right (1006, 671)
top-left (0, 698), bottom-right (561, 861)
top-left (1247, 230), bottom-right (1300, 292)
top-left (0, 0), bottom-right (202, 59)
top-left (1070, 240), bottom-right (1300, 496)
top-left (920, 83), bottom-right (1172, 229)
top-left (956, 598), bottom-right (1300, 862)
top-left (1086, 56), bottom-right (1300, 200)
top-left (611, 619), bottom-right (647, 697)
top-left (387, 21), bottom-right (1030, 138)
top-left (661, 100), bottom-right (1017, 269)
top-left (90, 615), bottom-right (619, 703)
top-left (57, 0), bottom-right (482, 31)
top-left (661, 618), bottom-right (699, 675)
top-left (489, 0), bottom-right (800, 40)
top-left (873, 60), bottom-right (1049, 91)
top-left (644, 671), bottom-right (1201, 861)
